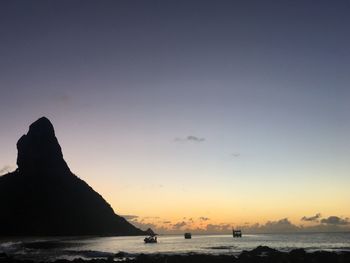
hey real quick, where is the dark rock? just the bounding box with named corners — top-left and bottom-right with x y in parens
top-left (0, 117), bottom-right (147, 236)
top-left (114, 252), bottom-right (126, 258)
top-left (238, 246), bottom-right (286, 263)
top-left (289, 248), bottom-right (307, 262)
top-left (311, 251), bottom-right (340, 263)
top-left (0, 253), bottom-right (10, 263)
top-left (54, 260), bottom-right (71, 263)
top-left (0, 253), bottom-right (8, 259)
top-left (249, 245), bottom-right (279, 255)
top-left (106, 256), bottom-right (114, 262)
top-left (133, 254), bottom-right (237, 263)
top-left (2, 249), bottom-right (350, 263)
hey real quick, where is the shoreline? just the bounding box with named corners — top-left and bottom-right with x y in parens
top-left (2, 246), bottom-right (350, 263)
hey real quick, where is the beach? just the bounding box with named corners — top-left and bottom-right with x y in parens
top-left (1, 246), bottom-right (350, 263)
top-left (1, 234), bottom-right (350, 263)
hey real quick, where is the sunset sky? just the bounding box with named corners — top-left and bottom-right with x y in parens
top-left (0, 1), bottom-right (349, 233)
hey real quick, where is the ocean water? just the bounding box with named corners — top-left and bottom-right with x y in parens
top-left (1, 233), bottom-right (350, 261)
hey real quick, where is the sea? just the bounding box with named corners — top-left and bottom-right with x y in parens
top-left (1, 233), bottom-right (350, 261)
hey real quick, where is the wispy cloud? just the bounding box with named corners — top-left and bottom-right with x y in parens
top-left (301, 213), bottom-right (321, 222)
top-left (206, 223), bottom-right (231, 233)
top-left (57, 94), bottom-right (70, 103)
top-left (172, 221), bottom-right (187, 229)
top-left (122, 215), bottom-right (139, 220)
top-left (143, 216), bottom-right (160, 219)
top-left (175, 135), bottom-right (205, 143)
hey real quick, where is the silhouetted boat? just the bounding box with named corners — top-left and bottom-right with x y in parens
top-left (144, 235), bottom-right (158, 243)
top-left (184, 232), bottom-right (192, 239)
top-left (233, 229), bottom-right (242, 237)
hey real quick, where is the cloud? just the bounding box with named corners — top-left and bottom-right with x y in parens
top-left (58, 94), bottom-right (70, 103)
top-left (128, 214), bottom-right (350, 235)
top-left (172, 221), bottom-right (187, 229)
top-left (175, 135), bottom-right (205, 143)
top-left (237, 218), bottom-right (299, 233)
top-left (237, 216), bottom-right (350, 234)
top-left (270, 218), bottom-right (296, 226)
top-left (52, 93), bottom-right (72, 106)
top-left (263, 218), bottom-right (299, 232)
top-left (301, 213), bottom-right (321, 222)
top-left (206, 224), bottom-right (231, 233)
top-left (122, 215), bottom-right (139, 220)
top-left (0, 165), bottom-right (13, 175)
top-left (320, 216), bottom-right (349, 225)
top-left (231, 153), bottom-right (241, 157)
top-left (133, 221), bottom-right (158, 231)
top-left (127, 216), bottom-right (173, 233)
top-left (187, 136), bottom-right (205, 142)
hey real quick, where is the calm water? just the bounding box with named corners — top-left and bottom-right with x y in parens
top-left (1, 233), bottom-right (350, 261)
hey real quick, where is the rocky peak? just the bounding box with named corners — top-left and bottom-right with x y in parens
top-left (28, 117), bottom-right (55, 138)
top-left (16, 117), bottom-right (70, 175)
top-left (0, 117), bottom-right (147, 236)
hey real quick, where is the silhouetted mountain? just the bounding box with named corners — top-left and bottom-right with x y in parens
top-left (0, 117), bottom-right (147, 236)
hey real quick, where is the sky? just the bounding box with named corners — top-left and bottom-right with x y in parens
top-left (0, 0), bottom-right (349, 234)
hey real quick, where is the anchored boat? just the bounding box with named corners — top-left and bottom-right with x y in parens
top-left (184, 232), bottom-right (192, 239)
top-left (233, 229), bottom-right (242, 237)
top-left (144, 234), bottom-right (158, 243)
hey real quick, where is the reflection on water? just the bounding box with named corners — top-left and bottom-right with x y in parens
top-left (1, 233), bottom-right (350, 261)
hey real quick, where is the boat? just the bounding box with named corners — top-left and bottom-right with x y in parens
top-left (233, 229), bottom-right (242, 237)
top-left (184, 232), bottom-right (192, 239)
top-left (144, 234), bottom-right (158, 243)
